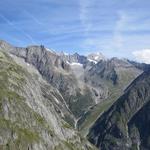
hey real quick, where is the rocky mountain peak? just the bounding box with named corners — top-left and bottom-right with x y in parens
top-left (109, 57), bottom-right (133, 67)
top-left (87, 52), bottom-right (106, 63)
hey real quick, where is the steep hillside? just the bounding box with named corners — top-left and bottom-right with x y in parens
top-left (0, 51), bottom-right (96, 150)
top-left (0, 40), bottom-right (143, 130)
top-left (0, 41), bottom-right (96, 121)
top-left (88, 70), bottom-right (150, 150)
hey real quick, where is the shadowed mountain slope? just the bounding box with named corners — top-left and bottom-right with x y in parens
top-left (88, 70), bottom-right (150, 150)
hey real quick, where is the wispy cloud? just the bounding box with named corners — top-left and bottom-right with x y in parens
top-left (79, 0), bottom-right (103, 51)
top-left (0, 14), bottom-right (36, 44)
top-left (79, 0), bottom-right (93, 33)
top-left (112, 11), bottom-right (129, 49)
top-left (23, 10), bottom-right (44, 26)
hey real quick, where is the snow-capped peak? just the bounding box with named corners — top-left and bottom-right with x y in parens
top-left (87, 52), bottom-right (106, 63)
top-left (70, 62), bottom-right (83, 66)
top-left (87, 58), bottom-right (98, 64)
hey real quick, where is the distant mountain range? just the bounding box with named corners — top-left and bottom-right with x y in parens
top-left (0, 40), bottom-right (150, 150)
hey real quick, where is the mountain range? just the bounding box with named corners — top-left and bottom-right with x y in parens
top-left (0, 40), bottom-right (150, 150)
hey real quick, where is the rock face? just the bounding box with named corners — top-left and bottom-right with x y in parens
top-left (0, 48), bottom-right (96, 149)
top-left (0, 40), bottom-right (144, 131)
top-left (1, 40), bottom-right (150, 150)
top-left (87, 70), bottom-right (150, 150)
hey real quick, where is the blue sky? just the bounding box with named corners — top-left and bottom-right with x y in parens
top-left (0, 0), bottom-right (150, 60)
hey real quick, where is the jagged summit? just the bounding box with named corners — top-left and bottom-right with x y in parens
top-left (0, 40), bottom-right (125, 67)
top-left (87, 52), bottom-right (106, 63)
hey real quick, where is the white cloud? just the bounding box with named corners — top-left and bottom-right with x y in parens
top-left (132, 49), bottom-right (150, 64)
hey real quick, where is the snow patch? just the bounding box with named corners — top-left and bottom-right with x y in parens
top-left (46, 48), bottom-right (57, 54)
top-left (70, 62), bottom-right (83, 66)
top-left (64, 52), bottom-right (69, 55)
top-left (88, 58), bottom-right (97, 64)
top-left (66, 61), bottom-right (70, 64)
top-left (94, 56), bottom-right (99, 60)
top-left (87, 52), bottom-right (106, 62)
top-left (54, 97), bottom-right (60, 104)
